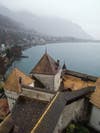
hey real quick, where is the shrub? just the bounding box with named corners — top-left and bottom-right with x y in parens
top-left (66, 123), bottom-right (90, 133)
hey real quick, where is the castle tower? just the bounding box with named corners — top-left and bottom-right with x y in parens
top-left (31, 52), bottom-right (62, 91)
top-left (4, 68), bottom-right (34, 110)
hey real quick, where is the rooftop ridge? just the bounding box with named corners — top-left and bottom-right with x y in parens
top-left (31, 53), bottom-right (59, 75)
top-left (45, 53), bottom-right (55, 74)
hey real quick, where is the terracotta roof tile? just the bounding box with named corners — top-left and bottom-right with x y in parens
top-left (4, 68), bottom-right (33, 93)
top-left (63, 75), bottom-right (95, 91)
top-left (31, 53), bottom-right (60, 75)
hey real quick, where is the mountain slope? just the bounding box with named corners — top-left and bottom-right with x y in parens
top-left (0, 14), bottom-right (30, 45)
top-left (0, 14), bottom-right (23, 32)
top-left (13, 12), bottom-right (92, 39)
top-left (0, 4), bottom-right (92, 40)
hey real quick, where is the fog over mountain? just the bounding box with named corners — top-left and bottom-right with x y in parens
top-left (13, 12), bottom-right (92, 39)
top-left (0, 5), bottom-right (22, 30)
top-left (0, 4), bottom-right (92, 39)
top-left (0, 0), bottom-right (99, 39)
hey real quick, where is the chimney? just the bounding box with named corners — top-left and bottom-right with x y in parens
top-left (19, 77), bottom-right (22, 85)
top-left (57, 59), bottom-right (60, 67)
top-left (62, 63), bottom-right (67, 70)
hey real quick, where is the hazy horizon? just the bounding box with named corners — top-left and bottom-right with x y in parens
top-left (0, 0), bottom-right (100, 39)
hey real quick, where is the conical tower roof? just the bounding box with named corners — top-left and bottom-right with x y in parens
top-left (4, 68), bottom-right (33, 93)
top-left (31, 53), bottom-right (60, 75)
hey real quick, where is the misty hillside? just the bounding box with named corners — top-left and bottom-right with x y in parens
top-left (0, 5), bottom-right (35, 32)
top-left (0, 5), bottom-right (92, 40)
top-left (0, 5), bottom-right (40, 45)
top-left (0, 13), bottom-right (32, 45)
top-left (0, 9), bottom-right (25, 44)
top-left (14, 12), bottom-right (92, 39)
top-left (0, 14), bottom-right (24, 32)
top-left (0, 4), bottom-right (12, 16)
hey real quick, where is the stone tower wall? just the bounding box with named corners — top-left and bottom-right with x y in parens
top-left (54, 69), bottom-right (62, 91)
top-left (54, 99), bottom-right (86, 133)
top-left (33, 73), bottom-right (54, 90)
top-left (4, 90), bottom-right (19, 111)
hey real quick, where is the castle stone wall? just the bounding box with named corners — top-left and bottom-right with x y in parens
top-left (22, 88), bottom-right (54, 101)
top-left (33, 74), bottom-right (54, 90)
top-left (54, 69), bottom-right (62, 91)
top-left (4, 90), bottom-right (19, 111)
top-left (90, 106), bottom-right (100, 132)
top-left (54, 99), bottom-right (85, 133)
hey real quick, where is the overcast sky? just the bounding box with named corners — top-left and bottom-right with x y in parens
top-left (0, 0), bottom-right (100, 39)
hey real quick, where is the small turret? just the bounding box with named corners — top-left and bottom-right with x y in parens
top-left (56, 59), bottom-right (60, 67)
top-left (62, 62), bottom-right (67, 70)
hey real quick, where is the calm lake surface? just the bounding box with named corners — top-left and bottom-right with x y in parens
top-left (8, 42), bottom-right (100, 77)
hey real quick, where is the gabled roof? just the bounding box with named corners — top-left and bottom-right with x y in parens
top-left (31, 53), bottom-right (60, 75)
top-left (4, 68), bottom-right (33, 93)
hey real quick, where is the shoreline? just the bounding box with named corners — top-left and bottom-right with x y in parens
top-left (4, 41), bottom-right (100, 78)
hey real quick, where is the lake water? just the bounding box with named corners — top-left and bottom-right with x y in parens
top-left (8, 42), bottom-right (100, 77)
